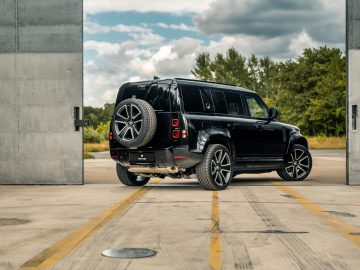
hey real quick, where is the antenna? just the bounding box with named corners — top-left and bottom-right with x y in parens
top-left (153, 76), bottom-right (160, 80)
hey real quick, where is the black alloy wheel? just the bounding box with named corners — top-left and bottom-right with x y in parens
top-left (196, 144), bottom-right (233, 190)
top-left (277, 144), bottom-right (312, 181)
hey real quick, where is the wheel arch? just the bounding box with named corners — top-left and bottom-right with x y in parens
top-left (286, 132), bottom-right (308, 156)
top-left (197, 129), bottom-right (235, 161)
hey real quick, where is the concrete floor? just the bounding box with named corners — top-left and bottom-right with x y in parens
top-left (2, 153), bottom-right (360, 270)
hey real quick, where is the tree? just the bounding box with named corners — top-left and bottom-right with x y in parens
top-left (192, 46), bottom-right (346, 136)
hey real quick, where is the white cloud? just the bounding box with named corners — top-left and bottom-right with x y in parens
top-left (289, 31), bottom-right (319, 55)
top-left (156, 23), bottom-right (197, 32)
top-left (84, 0), bottom-right (216, 14)
top-left (84, 40), bottom-right (120, 56)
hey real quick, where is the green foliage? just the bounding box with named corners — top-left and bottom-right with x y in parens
top-left (84, 103), bottom-right (114, 128)
top-left (96, 121), bottom-right (110, 141)
top-left (192, 46), bottom-right (346, 136)
top-left (84, 126), bottom-right (103, 143)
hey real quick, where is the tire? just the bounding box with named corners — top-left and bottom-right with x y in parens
top-left (196, 144), bottom-right (233, 190)
top-left (111, 98), bottom-right (157, 148)
top-left (277, 144), bottom-right (312, 181)
top-left (116, 163), bottom-right (150, 186)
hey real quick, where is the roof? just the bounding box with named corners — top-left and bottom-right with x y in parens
top-left (123, 78), bottom-right (256, 94)
top-left (175, 78), bottom-right (255, 93)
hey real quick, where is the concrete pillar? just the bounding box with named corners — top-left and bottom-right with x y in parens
top-left (0, 0), bottom-right (83, 184)
top-left (347, 0), bottom-right (360, 184)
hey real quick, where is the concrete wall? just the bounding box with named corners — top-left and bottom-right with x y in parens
top-left (347, 0), bottom-right (360, 185)
top-left (0, 0), bottom-right (83, 184)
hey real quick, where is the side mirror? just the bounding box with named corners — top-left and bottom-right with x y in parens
top-left (269, 108), bottom-right (278, 120)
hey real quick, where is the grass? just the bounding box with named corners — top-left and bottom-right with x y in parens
top-left (84, 152), bottom-right (94, 159)
top-left (307, 136), bottom-right (346, 150)
top-left (84, 141), bottom-right (109, 153)
top-left (84, 141), bottom-right (109, 159)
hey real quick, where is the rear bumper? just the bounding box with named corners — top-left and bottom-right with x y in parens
top-left (110, 146), bottom-right (202, 172)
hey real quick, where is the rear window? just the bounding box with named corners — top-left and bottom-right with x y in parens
top-left (121, 82), bottom-right (171, 111)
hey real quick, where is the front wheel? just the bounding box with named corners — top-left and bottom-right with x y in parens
top-left (277, 144), bottom-right (312, 181)
top-left (196, 144), bottom-right (233, 190)
top-left (116, 163), bottom-right (150, 186)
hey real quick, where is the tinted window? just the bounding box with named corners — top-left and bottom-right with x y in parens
top-left (200, 89), bottom-right (214, 113)
top-left (180, 84), bottom-right (204, 113)
top-left (212, 91), bottom-right (228, 114)
top-left (122, 83), bottom-right (170, 111)
top-left (224, 92), bottom-right (245, 116)
top-left (245, 95), bottom-right (269, 118)
top-left (169, 82), bottom-right (180, 112)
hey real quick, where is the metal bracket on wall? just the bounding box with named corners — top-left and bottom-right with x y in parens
top-left (74, 107), bottom-right (90, 131)
top-left (352, 105), bottom-right (358, 130)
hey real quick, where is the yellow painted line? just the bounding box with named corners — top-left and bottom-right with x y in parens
top-left (19, 179), bottom-right (160, 270)
top-left (273, 182), bottom-right (360, 248)
top-left (210, 191), bottom-right (221, 270)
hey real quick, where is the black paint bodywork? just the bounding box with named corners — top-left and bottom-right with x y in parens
top-left (110, 78), bottom-right (308, 177)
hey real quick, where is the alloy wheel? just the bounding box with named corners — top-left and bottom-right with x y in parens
top-left (285, 148), bottom-right (310, 179)
top-left (211, 149), bottom-right (231, 187)
top-left (114, 104), bottom-right (143, 141)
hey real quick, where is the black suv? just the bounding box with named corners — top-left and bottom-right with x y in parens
top-left (110, 78), bottom-right (312, 190)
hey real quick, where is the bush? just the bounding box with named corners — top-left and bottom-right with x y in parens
top-left (96, 121), bottom-right (110, 141)
top-left (84, 126), bottom-right (103, 143)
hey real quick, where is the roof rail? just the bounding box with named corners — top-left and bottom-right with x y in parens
top-left (174, 78), bottom-right (238, 87)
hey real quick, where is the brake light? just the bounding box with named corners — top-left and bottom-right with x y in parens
top-left (111, 155), bottom-right (119, 159)
top-left (172, 119), bottom-right (179, 127)
top-left (109, 131), bottom-right (113, 140)
top-left (174, 155), bottom-right (186, 159)
top-left (181, 130), bottom-right (187, 139)
top-left (172, 130), bottom-right (180, 139)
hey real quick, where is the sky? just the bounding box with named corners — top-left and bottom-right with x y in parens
top-left (84, 0), bottom-right (345, 107)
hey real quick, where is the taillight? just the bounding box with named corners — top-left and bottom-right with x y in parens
top-left (172, 130), bottom-right (180, 139)
top-left (109, 131), bottom-right (113, 140)
top-left (172, 119), bottom-right (179, 127)
top-left (181, 130), bottom-right (187, 139)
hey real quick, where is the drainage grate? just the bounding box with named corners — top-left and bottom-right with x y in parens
top-left (101, 248), bottom-right (157, 259)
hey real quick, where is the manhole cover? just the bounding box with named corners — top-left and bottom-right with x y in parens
top-left (101, 248), bottom-right (157, 259)
top-left (0, 218), bottom-right (30, 226)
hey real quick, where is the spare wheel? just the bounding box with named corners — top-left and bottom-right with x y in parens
top-left (111, 98), bottom-right (157, 148)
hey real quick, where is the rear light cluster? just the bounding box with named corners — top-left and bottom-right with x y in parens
top-left (172, 118), bottom-right (186, 140)
top-left (109, 131), bottom-right (113, 140)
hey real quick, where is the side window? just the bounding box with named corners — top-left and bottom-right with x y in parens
top-left (180, 84), bottom-right (204, 113)
top-left (224, 92), bottom-right (245, 116)
top-left (200, 89), bottom-right (214, 113)
top-left (245, 95), bottom-right (269, 119)
top-left (211, 91), bottom-right (228, 114)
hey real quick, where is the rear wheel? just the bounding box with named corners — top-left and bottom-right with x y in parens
top-left (196, 144), bottom-right (233, 190)
top-left (277, 144), bottom-right (312, 181)
top-left (116, 163), bottom-right (150, 186)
